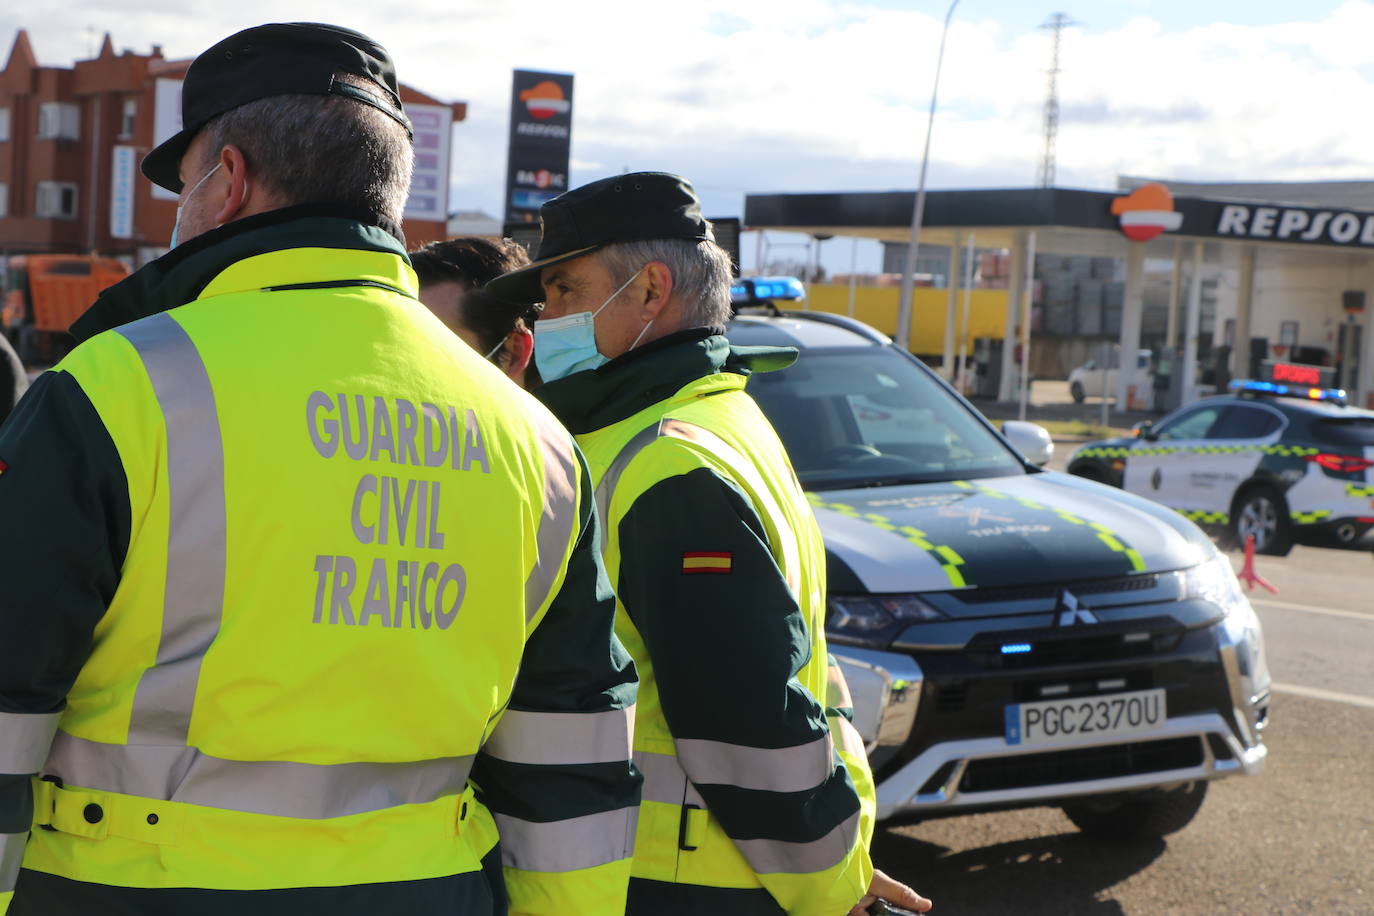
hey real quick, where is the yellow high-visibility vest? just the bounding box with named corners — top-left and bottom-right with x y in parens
top-left (17, 245), bottom-right (623, 907)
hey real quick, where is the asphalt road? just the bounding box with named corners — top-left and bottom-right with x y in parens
top-left (870, 448), bottom-right (1374, 913)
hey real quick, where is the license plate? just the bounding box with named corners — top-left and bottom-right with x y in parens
top-left (1005, 688), bottom-right (1166, 746)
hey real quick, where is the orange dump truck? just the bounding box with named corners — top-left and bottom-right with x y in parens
top-left (3, 254), bottom-right (129, 364)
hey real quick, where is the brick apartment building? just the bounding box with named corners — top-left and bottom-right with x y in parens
top-left (0, 29), bottom-right (466, 268)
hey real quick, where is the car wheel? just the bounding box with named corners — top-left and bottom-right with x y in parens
top-left (1061, 781), bottom-right (1208, 841)
top-left (1231, 486), bottom-right (1294, 557)
top-left (1070, 381), bottom-right (1085, 403)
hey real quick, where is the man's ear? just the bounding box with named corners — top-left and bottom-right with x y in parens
top-left (505, 325), bottom-right (534, 384)
top-left (639, 261), bottom-right (675, 322)
top-left (211, 144), bottom-right (252, 225)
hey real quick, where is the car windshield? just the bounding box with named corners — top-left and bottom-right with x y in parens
top-left (745, 346), bottom-right (1025, 490)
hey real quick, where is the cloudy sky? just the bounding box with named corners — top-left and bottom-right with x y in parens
top-left (5, 1), bottom-right (1371, 269)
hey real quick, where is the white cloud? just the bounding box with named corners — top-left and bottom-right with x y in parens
top-left (4, 0), bottom-right (1374, 225)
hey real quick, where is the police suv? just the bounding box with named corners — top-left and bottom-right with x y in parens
top-left (1066, 368), bottom-right (1374, 556)
top-left (726, 281), bottom-right (1269, 841)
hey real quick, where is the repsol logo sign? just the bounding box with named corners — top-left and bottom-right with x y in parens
top-left (1217, 204), bottom-right (1374, 246)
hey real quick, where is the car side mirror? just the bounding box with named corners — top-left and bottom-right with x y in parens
top-left (1002, 420), bottom-right (1054, 467)
top-left (1133, 420), bottom-right (1156, 441)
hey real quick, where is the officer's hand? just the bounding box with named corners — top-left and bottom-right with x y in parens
top-left (847, 868), bottom-right (932, 914)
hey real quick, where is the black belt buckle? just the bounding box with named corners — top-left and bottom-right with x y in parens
top-left (36, 774), bottom-right (63, 831)
top-left (677, 803), bottom-right (701, 851)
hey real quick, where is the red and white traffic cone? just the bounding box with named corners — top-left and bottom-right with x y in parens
top-left (1236, 534), bottom-right (1278, 594)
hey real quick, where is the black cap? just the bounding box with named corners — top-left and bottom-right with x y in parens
top-left (485, 171), bottom-right (714, 304)
top-left (142, 22), bottom-right (412, 193)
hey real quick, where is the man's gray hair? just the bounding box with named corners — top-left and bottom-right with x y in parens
top-left (198, 74), bottom-right (413, 224)
top-left (596, 237), bottom-right (733, 328)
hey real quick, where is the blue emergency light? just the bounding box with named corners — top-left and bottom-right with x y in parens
top-left (730, 276), bottom-right (806, 305)
top-left (1229, 379), bottom-right (1347, 405)
top-left (1000, 643), bottom-right (1033, 655)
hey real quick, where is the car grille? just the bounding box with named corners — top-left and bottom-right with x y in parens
top-left (967, 616), bottom-right (1185, 669)
top-left (952, 574), bottom-right (1161, 606)
top-left (957, 736), bottom-right (1204, 793)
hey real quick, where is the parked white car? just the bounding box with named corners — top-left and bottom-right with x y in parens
top-left (1069, 348), bottom-right (1152, 403)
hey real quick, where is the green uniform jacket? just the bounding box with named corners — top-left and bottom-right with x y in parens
top-left (0, 206), bottom-right (639, 916)
top-left (538, 329), bottom-right (874, 916)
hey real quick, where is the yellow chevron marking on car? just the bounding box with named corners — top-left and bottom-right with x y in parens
top-left (953, 481), bottom-right (1145, 572)
top-left (807, 494), bottom-right (968, 588)
top-left (1076, 444), bottom-right (1320, 458)
top-left (1176, 508), bottom-right (1229, 525)
top-left (1290, 510), bottom-right (1333, 525)
top-left (1346, 483), bottom-right (1374, 498)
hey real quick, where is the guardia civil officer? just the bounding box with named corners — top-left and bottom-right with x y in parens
top-left (412, 237), bottom-right (542, 386)
top-left (0, 24), bottom-right (638, 915)
top-left (487, 173), bottom-right (931, 916)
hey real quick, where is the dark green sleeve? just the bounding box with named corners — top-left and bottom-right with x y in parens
top-left (471, 448), bottom-right (641, 876)
top-left (0, 370), bottom-right (130, 882)
top-left (617, 468), bottom-right (859, 844)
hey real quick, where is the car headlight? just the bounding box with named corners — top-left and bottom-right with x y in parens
top-left (826, 594), bottom-right (945, 648)
top-left (1183, 552), bottom-right (1246, 616)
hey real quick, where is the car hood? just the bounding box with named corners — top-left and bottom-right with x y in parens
top-left (810, 471), bottom-right (1213, 594)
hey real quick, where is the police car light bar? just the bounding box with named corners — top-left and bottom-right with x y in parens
top-left (730, 276), bottom-right (806, 305)
top-left (1229, 379), bottom-right (1347, 405)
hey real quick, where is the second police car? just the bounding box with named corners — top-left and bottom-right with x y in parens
top-left (727, 279), bottom-right (1269, 841)
top-left (1067, 366), bottom-right (1374, 556)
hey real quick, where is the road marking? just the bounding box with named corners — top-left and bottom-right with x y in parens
top-left (1250, 598), bottom-right (1374, 623)
top-left (1271, 682), bottom-right (1374, 711)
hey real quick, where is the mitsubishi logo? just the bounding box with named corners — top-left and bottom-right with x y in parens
top-left (1055, 589), bottom-right (1098, 626)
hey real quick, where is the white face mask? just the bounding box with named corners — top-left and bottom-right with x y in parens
top-left (169, 162), bottom-right (222, 248)
top-left (533, 266), bottom-right (652, 381)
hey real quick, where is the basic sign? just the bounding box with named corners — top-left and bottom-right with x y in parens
top-left (1272, 362), bottom-right (1322, 386)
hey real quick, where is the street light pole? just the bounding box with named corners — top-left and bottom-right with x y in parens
top-left (895, 0), bottom-right (961, 352)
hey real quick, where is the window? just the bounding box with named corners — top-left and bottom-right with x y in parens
top-left (1315, 418), bottom-right (1374, 447)
top-left (35, 181), bottom-right (78, 219)
top-left (0, 183), bottom-right (7, 219)
top-left (1154, 406), bottom-right (1223, 441)
top-left (745, 347), bottom-right (1023, 488)
top-left (0, 107), bottom-right (9, 142)
top-left (37, 102), bottom-right (80, 140)
top-left (120, 98), bottom-right (137, 138)
top-left (1209, 406), bottom-right (1283, 440)
top-left (1279, 321), bottom-right (1299, 347)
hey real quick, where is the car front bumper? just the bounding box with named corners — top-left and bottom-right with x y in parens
top-left (837, 601), bottom-right (1270, 822)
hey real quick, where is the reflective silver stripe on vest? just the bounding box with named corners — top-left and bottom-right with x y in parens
top-left (733, 808), bottom-right (861, 875)
top-left (834, 716), bottom-right (867, 763)
top-left (484, 706), bottom-right (635, 766)
top-left (0, 710), bottom-right (62, 774)
top-left (42, 732), bottom-right (473, 820)
top-left (633, 749), bottom-right (689, 806)
top-left (675, 732), bottom-right (835, 794)
top-left (595, 425), bottom-right (659, 524)
top-left (116, 313), bottom-right (227, 745)
top-left (526, 409), bottom-right (581, 623)
top-left (494, 806), bottom-right (637, 872)
top-left (0, 831), bottom-right (24, 892)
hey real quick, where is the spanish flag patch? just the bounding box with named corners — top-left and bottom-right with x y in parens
top-left (682, 551), bottom-right (733, 575)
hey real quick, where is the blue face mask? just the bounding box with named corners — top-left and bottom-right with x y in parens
top-left (533, 266), bottom-right (650, 382)
top-left (168, 162), bottom-right (222, 249)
